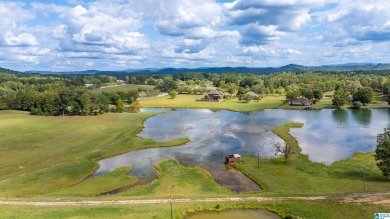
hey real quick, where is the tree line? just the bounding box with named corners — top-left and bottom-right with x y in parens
top-left (1, 69), bottom-right (390, 115)
top-left (0, 72), bottom-right (139, 115)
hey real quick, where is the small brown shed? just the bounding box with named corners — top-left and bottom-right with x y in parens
top-left (225, 154), bottom-right (241, 163)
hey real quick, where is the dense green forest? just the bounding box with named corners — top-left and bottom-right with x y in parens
top-left (1, 67), bottom-right (390, 115)
top-left (0, 71), bottom-right (139, 115)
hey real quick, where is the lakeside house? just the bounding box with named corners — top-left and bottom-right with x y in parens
top-left (291, 97), bottom-right (312, 106)
top-left (199, 90), bottom-right (224, 102)
top-left (225, 154), bottom-right (241, 163)
top-left (245, 91), bottom-right (259, 100)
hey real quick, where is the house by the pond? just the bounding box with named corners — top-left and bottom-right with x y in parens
top-left (291, 97), bottom-right (312, 106)
top-left (245, 91), bottom-right (259, 100)
top-left (199, 90), bottom-right (224, 101)
top-left (225, 154), bottom-right (241, 163)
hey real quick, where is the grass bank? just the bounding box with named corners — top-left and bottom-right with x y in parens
top-left (118, 160), bottom-right (232, 198)
top-left (48, 167), bottom-right (138, 197)
top-left (232, 122), bottom-right (390, 196)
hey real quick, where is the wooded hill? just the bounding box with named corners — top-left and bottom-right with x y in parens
top-left (21, 63), bottom-right (390, 76)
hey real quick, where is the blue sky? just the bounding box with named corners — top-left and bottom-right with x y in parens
top-left (0, 0), bottom-right (389, 71)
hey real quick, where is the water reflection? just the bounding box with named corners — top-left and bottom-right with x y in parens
top-left (351, 109), bottom-right (372, 126)
top-left (96, 108), bottom-right (390, 191)
top-left (332, 109), bottom-right (348, 125)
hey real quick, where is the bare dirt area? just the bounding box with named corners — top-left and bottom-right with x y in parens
top-left (341, 191), bottom-right (390, 205)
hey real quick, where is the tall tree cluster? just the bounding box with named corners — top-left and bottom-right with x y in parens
top-left (0, 73), bottom-right (110, 115)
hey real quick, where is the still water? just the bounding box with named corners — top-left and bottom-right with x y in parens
top-left (95, 108), bottom-right (390, 192)
top-left (184, 209), bottom-right (281, 219)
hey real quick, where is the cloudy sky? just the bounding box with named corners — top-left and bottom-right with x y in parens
top-left (0, 0), bottom-right (389, 71)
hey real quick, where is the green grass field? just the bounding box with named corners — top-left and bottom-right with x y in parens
top-left (0, 110), bottom-right (188, 197)
top-left (140, 95), bottom-right (286, 111)
top-left (0, 110), bottom-right (389, 218)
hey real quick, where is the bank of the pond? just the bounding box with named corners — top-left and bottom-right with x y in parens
top-left (232, 122), bottom-right (390, 196)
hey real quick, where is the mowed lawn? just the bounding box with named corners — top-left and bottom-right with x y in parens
top-left (0, 110), bottom-right (188, 197)
top-left (140, 95), bottom-right (286, 111)
top-left (141, 91), bottom-right (389, 111)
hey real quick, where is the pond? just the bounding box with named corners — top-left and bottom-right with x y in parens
top-left (95, 108), bottom-right (390, 192)
top-left (184, 209), bottom-right (281, 219)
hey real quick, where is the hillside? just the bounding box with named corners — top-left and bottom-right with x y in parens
top-left (4, 63), bottom-right (390, 76)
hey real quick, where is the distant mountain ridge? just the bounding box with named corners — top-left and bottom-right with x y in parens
top-left (4, 63), bottom-right (390, 75)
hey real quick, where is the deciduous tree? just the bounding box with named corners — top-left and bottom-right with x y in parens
top-left (169, 90), bottom-right (178, 99)
top-left (116, 98), bottom-right (125, 113)
top-left (286, 90), bottom-right (300, 105)
top-left (353, 87), bottom-right (374, 106)
top-left (129, 100), bottom-right (141, 113)
top-left (375, 128), bottom-right (390, 177)
top-left (332, 90), bottom-right (348, 107)
top-left (274, 142), bottom-right (295, 165)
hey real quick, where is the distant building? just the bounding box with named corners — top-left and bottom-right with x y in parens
top-left (225, 154), bottom-right (241, 163)
top-left (199, 90), bottom-right (224, 101)
top-left (84, 83), bottom-right (95, 88)
top-left (116, 79), bottom-right (125, 84)
top-left (291, 97), bottom-right (312, 106)
top-left (245, 91), bottom-right (259, 100)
